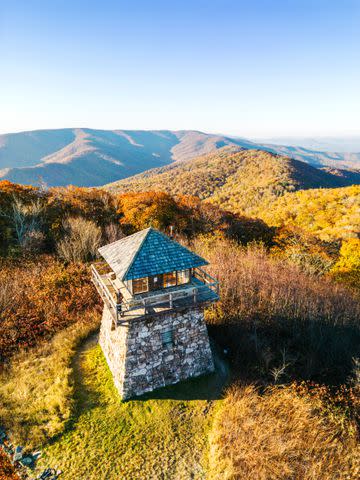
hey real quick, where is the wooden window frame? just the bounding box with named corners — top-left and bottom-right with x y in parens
top-left (131, 269), bottom-right (192, 295)
top-left (149, 274), bottom-right (163, 291)
top-left (162, 271), bottom-right (177, 288)
top-left (131, 277), bottom-right (149, 295)
top-left (176, 269), bottom-right (190, 285)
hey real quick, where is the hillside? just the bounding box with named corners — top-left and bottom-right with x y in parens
top-left (105, 148), bottom-right (360, 217)
top-left (255, 135), bottom-right (360, 152)
top-left (255, 135), bottom-right (360, 168)
top-left (260, 185), bottom-right (360, 241)
top-left (0, 128), bottom-right (359, 187)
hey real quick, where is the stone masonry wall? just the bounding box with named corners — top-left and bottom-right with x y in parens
top-left (99, 307), bottom-right (128, 396)
top-left (99, 306), bottom-right (214, 400)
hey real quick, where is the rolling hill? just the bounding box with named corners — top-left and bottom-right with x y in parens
top-left (105, 147), bottom-right (360, 217)
top-left (0, 128), bottom-right (359, 187)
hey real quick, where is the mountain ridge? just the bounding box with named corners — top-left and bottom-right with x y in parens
top-left (0, 128), bottom-right (359, 187)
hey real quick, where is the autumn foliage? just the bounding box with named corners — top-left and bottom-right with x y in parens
top-left (261, 185), bottom-right (360, 241)
top-left (0, 450), bottom-right (19, 480)
top-left (0, 256), bottom-right (100, 361)
top-left (331, 238), bottom-right (360, 289)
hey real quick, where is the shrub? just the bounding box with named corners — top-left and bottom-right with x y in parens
top-left (195, 237), bottom-right (360, 383)
top-left (271, 225), bottom-right (337, 276)
top-left (331, 238), bottom-right (360, 290)
top-left (116, 191), bottom-right (183, 233)
top-left (0, 450), bottom-right (19, 480)
top-left (57, 217), bottom-right (102, 262)
top-left (0, 256), bottom-right (100, 361)
top-left (0, 190), bottom-right (46, 254)
top-left (102, 222), bottom-right (125, 244)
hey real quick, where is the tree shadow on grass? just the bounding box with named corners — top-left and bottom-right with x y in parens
top-left (49, 333), bottom-right (103, 445)
top-left (207, 321), bottom-right (360, 387)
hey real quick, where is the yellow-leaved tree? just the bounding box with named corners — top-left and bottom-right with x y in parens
top-left (331, 238), bottom-right (360, 290)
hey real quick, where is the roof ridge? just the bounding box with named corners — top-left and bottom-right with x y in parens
top-left (98, 226), bottom-right (151, 253)
top-left (154, 229), bottom-right (208, 261)
top-left (124, 228), bottom-right (208, 280)
top-left (121, 227), bottom-right (152, 280)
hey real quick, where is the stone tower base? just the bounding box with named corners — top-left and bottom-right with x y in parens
top-left (99, 306), bottom-right (214, 399)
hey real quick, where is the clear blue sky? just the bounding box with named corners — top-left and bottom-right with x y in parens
top-left (1, 0), bottom-right (359, 137)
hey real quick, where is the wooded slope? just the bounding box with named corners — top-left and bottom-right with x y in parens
top-left (106, 147), bottom-right (360, 217)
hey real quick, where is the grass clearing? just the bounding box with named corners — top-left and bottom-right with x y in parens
top-left (36, 338), bottom-right (227, 480)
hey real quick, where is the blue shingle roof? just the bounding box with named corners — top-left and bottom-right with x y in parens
top-left (98, 227), bottom-right (208, 281)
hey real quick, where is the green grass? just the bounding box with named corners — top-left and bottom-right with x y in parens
top-left (37, 337), bottom-right (227, 479)
top-left (0, 316), bottom-right (100, 447)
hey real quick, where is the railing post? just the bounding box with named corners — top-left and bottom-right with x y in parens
top-left (169, 293), bottom-right (173, 308)
top-left (193, 288), bottom-right (197, 304)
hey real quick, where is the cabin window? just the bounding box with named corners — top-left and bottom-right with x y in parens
top-left (177, 269), bottom-right (190, 285)
top-left (163, 271), bottom-right (177, 288)
top-left (149, 274), bottom-right (163, 291)
top-left (161, 329), bottom-right (174, 348)
top-left (132, 277), bottom-right (149, 294)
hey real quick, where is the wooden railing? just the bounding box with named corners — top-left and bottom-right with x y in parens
top-left (91, 264), bottom-right (219, 325)
top-left (193, 267), bottom-right (219, 293)
top-left (91, 264), bottom-right (121, 323)
top-left (131, 285), bottom-right (198, 312)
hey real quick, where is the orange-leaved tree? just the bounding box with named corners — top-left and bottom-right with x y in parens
top-left (116, 191), bottom-right (187, 234)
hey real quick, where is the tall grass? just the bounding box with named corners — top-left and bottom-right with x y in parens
top-left (0, 314), bottom-right (100, 447)
top-left (208, 384), bottom-right (360, 480)
top-left (36, 344), bottom-right (215, 480)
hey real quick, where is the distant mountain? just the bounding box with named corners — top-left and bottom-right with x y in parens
top-left (0, 129), bottom-right (245, 187)
top-left (0, 128), bottom-right (359, 187)
top-left (254, 136), bottom-right (360, 153)
top-left (105, 147), bottom-right (360, 217)
top-left (260, 143), bottom-right (360, 170)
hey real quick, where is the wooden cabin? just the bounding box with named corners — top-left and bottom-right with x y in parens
top-left (91, 227), bottom-right (219, 326)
